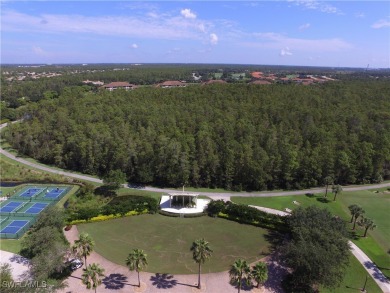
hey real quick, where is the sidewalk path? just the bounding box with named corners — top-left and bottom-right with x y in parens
top-left (0, 250), bottom-right (30, 281)
top-left (349, 241), bottom-right (390, 293)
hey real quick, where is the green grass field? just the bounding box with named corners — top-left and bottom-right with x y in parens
top-left (0, 239), bottom-right (22, 254)
top-left (232, 193), bottom-right (349, 220)
top-left (78, 214), bottom-right (270, 274)
top-left (322, 253), bottom-right (381, 293)
top-left (232, 190), bottom-right (390, 278)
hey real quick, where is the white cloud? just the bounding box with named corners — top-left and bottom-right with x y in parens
top-left (355, 12), bottom-right (365, 18)
top-left (131, 44), bottom-right (138, 49)
top-left (181, 8), bottom-right (196, 19)
top-left (371, 19), bottom-right (390, 29)
top-left (280, 47), bottom-right (293, 56)
top-left (299, 23), bottom-right (311, 30)
top-left (246, 32), bottom-right (352, 52)
top-left (210, 33), bottom-right (218, 45)
top-left (1, 9), bottom-right (210, 41)
top-left (288, 0), bottom-right (342, 14)
top-left (32, 46), bottom-right (45, 55)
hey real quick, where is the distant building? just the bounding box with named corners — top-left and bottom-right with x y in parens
top-left (83, 80), bottom-right (104, 86)
top-left (101, 82), bottom-right (137, 91)
top-left (250, 80), bottom-right (272, 85)
top-left (202, 79), bottom-right (227, 85)
top-left (251, 71), bottom-right (264, 78)
top-left (157, 80), bottom-right (187, 88)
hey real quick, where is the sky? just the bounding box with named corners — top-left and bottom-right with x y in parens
top-left (1, 0), bottom-right (389, 68)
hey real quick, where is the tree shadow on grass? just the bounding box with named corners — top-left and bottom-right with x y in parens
top-left (150, 273), bottom-right (178, 289)
top-left (316, 197), bottom-right (330, 203)
top-left (263, 229), bottom-right (287, 253)
top-left (102, 273), bottom-right (130, 290)
top-left (345, 285), bottom-right (364, 291)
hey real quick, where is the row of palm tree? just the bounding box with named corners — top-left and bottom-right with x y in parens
top-left (72, 234), bottom-right (268, 293)
top-left (348, 204), bottom-right (377, 237)
top-left (229, 259), bottom-right (268, 293)
top-left (323, 176), bottom-right (343, 201)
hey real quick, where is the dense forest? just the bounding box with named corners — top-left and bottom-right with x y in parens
top-left (4, 80), bottom-right (390, 191)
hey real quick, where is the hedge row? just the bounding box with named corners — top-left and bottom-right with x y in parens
top-left (67, 195), bottom-right (158, 222)
top-left (207, 200), bottom-right (287, 231)
top-left (69, 210), bottom-right (147, 225)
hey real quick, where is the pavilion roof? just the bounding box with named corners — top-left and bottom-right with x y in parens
top-left (168, 193), bottom-right (199, 197)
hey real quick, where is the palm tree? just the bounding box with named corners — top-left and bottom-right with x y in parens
top-left (359, 217), bottom-right (377, 237)
top-left (251, 262), bottom-right (268, 289)
top-left (332, 184), bottom-right (343, 201)
top-left (82, 263), bottom-right (105, 293)
top-left (190, 238), bottom-right (213, 289)
top-left (324, 176), bottom-right (333, 198)
top-left (72, 232), bottom-right (95, 268)
top-left (126, 249), bottom-right (148, 287)
top-left (348, 205), bottom-right (365, 230)
top-left (348, 204), bottom-right (359, 223)
top-left (229, 259), bottom-right (252, 293)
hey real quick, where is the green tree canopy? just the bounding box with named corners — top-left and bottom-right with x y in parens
top-left (102, 169), bottom-right (127, 190)
top-left (281, 206), bottom-right (350, 292)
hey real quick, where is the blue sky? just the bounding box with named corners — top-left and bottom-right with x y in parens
top-left (1, 1), bottom-right (389, 68)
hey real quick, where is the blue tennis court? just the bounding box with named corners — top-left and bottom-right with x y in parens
top-left (19, 188), bottom-right (43, 197)
top-left (0, 201), bottom-right (23, 213)
top-left (0, 220), bottom-right (29, 234)
top-left (44, 188), bottom-right (66, 199)
top-left (24, 202), bottom-right (49, 214)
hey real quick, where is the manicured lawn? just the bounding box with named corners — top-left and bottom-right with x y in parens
top-left (232, 193), bottom-right (349, 220)
top-left (78, 214), bottom-right (270, 274)
top-left (340, 190), bottom-right (390, 278)
top-left (0, 239), bottom-right (21, 254)
top-left (322, 253), bottom-right (382, 293)
top-left (232, 190), bottom-right (390, 279)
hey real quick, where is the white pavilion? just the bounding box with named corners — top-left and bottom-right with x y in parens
top-left (160, 192), bottom-right (210, 215)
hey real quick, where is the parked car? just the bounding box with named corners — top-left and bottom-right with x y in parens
top-left (67, 258), bottom-right (83, 270)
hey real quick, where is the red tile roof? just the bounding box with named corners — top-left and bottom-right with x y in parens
top-left (250, 80), bottom-right (272, 85)
top-left (159, 80), bottom-right (186, 86)
top-left (203, 79), bottom-right (227, 85)
top-left (102, 82), bottom-right (136, 88)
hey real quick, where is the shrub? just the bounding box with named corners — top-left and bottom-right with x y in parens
top-left (102, 195), bottom-right (158, 216)
top-left (207, 200), bottom-right (287, 231)
top-left (69, 209), bottom-right (148, 224)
